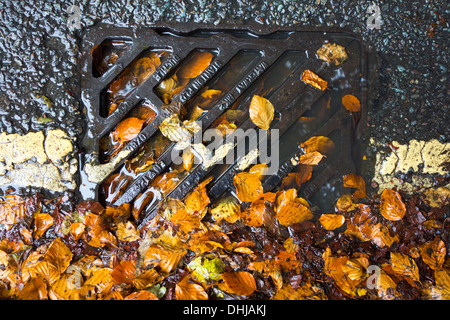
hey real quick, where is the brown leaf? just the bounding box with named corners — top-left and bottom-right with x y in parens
top-left (249, 95), bottom-right (275, 130)
top-left (300, 136), bottom-right (335, 154)
top-left (233, 172), bottom-right (264, 202)
top-left (342, 94), bottom-right (361, 112)
top-left (243, 192), bottom-right (276, 227)
top-left (221, 271), bottom-right (257, 296)
top-left (301, 70), bottom-right (327, 91)
top-left (316, 43), bottom-right (348, 66)
top-left (420, 237), bottom-right (446, 270)
top-left (298, 151), bottom-right (324, 165)
top-left (380, 189), bottom-right (406, 221)
top-left (296, 164), bottom-right (313, 187)
top-left (175, 276), bottom-right (208, 300)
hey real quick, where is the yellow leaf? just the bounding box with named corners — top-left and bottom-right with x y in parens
top-left (335, 194), bottom-right (357, 212)
top-left (249, 95), bottom-right (274, 130)
top-left (44, 238), bottom-right (73, 275)
top-left (210, 196), bottom-right (241, 223)
top-left (316, 43), bottom-right (348, 66)
top-left (115, 221), bottom-right (140, 242)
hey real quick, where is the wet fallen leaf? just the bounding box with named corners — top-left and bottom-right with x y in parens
top-left (316, 43), bottom-right (348, 66)
top-left (111, 260), bottom-right (136, 285)
top-left (380, 189), bottom-right (406, 221)
top-left (175, 276), bottom-right (208, 300)
top-left (300, 136), bottom-right (335, 155)
top-left (143, 243), bottom-right (187, 274)
top-left (390, 252), bottom-right (420, 283)
top-left (249, 163), bottom-right (269, 180)
top-left (44, 238), bottom-right (73, 275)
top-left (335, 194), bottom-right (357, 212)
top-left (242, 192), bottom-right (276, 227)
top-left (233, 172), bottom-right (264, 202)
top-left (34, 213), bottom-right (54, 238)
top-left (221, 271), bottom-right (257, 296)
top-left (249, 95), bottom-right (275, 130)
top-left (342, 94), bottom-right (361, 112)
top-left (177, 51), bottom-right (213, 79)
top-left (70, 222), bottom-right (85, 242)
top-left (301, 70), bottom-right (327, 91)
top-left (115, 221), bottom-right (140, 242)
top-left (210, 195), bottom-right (241, 223)
top-left (17, 277), bottom-right (48, 300)
top-left (370, 223), bottom-right (398, 248)
top-left (298, 151), bottom-right (324, 165)
top-left (343, 173), bottom-right (367, 198)
top-left (275, 189), bottom-right (313, 226)
top-left (125, 290), bottom-right (158, 300)
top-left (112, 117), bottom-right (145, 143)
top-left (133, 268), bottom-right (164, 290)
top-left (295, 164), bottom-right (313, 187)
top-left (423, 187), bottom-right (450, 208)
top-left (319, 214), bottom-right (345, 230)
top-left (272, 283), bottom-right (327, 300)
top-left (420, 238), bottom-right (446, 270)
top-left (375, 271), bottom-right (399, 300)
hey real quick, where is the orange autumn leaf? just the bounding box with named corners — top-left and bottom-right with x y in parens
top-left (177, 51), bottom-right (213, 79)
top-left (301, 70), bottom-right (327, 91)
top-left (222, 271), bottom-right (257, 296)
top-left (184, 176), bottom-right (213, 214)
top-left (233, 172), bottom-right (264, 202)
top-left (344, 204), bottom-right (375, 242)
top-left (275, 189), bottom-right (313, 226)
top-left (380, 189), bottom-right (406, 221)
top-left (370, 223), bottom-right (399, 248)
top-left (243, 192), bottom-right (276, 227)
top-left (133, 268), bottom-right (164, 290)
top-left (116, 221), bottom-right (140, 242)
top-left (249, 95), bottom-right (275, 130)
top-left (390, 252), bottom-right (420, 283)
top-left (335, 194), bottom-right (357, 212)
top-left (44, 238), bottom-right (73, 275)
top-left (0, 195), bottom-right (36, 225)
top-left (343, 173), bottom-right (367, 199)
top-left (300, 136), bottom-right (335, 155)
top-left (342, 94), bottom-right (361, 112)
top-left (70, 222), bottom-right (85, 242)
top-left (319, 214), bottom-right (345, 230)
top-left (111, 260), bottom-right (136, 285)
top-left (210, 195), bottom-right (241, 224)
top-left (112, 117), bottom-right (145, 143)
top-left (125, 290), bottom-right (158, 300)
top-left (143, 243), bottom-right (187, 274)
top-left (298, 151), bottom-right (324, 165)
top-left (34, 213), bottom-right (54, 238)
top-left (420, 237), bottom-right (446, 270)
top-left (17, 277), bottom-right (48, 300)
top-left (175, 276), bottom-right (208, 300)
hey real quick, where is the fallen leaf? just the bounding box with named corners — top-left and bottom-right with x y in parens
top-left (249, 163), bottom-right (269, 180)
top-left (125, 290), bottom-right (158, 300)
top-left (34, 213), bottom-right (54, 238)
top-left (70, 222), bottom-right (85, 242)
top-left (342, 94), bottom-right (361, 112)
top-left (370, 223), bottom-right (398, 248)
top-left (233, 172), bottom-right (264, 202)
top-left (221, 271), bottom-right (257, 296)
top-left (177, 51), bottom-right (213, 79)
top-left (390, 252), bottom-right (420, 283)
top-left (111, 260), bottom-right (136, 285)
top-left (275, 189), bottom-right (313, 226)
top-left (300, 136), bottom-right (335, 154)
top-left (143, 243), bottom-right (187, 274)
top-left (249, 95), bottom-right (275, 130)
top-left (115, 221), bottom-right (140, 242)
top-left (316, 43), bottom-right (348, 66)
top-left (210, 196), bottom-right (241, 223)
top-left (298, 151), bottom-right (324, 165)
top-left (420, 238), bottom-right (446, 270)
top-left (380, 189), bottom-right (406, 221)
top-left (319, 214), bottom-right (345, 230)
top-left (301, 70), bottom-right (327, 91)
top-left (343, 173), bottom-right (367, 198)
top-left (112, 117), bottom-right (145, 143)
top-left (44, 238), bottom-right (73, 275)
top-left (175, 276), bottom-right (208, 300)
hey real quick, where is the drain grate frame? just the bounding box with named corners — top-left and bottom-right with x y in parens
top-left (78, 23), bottom-right (373, 228)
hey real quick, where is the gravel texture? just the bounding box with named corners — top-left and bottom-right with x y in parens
top-left (0, 0), bottom-right (448, 194)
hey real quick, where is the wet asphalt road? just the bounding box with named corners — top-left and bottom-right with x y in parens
top-left (0, 0), bottom-right (448, 196)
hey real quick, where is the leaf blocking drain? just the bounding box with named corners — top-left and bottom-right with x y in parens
top-left (79, 23), bottom-right (373, 229)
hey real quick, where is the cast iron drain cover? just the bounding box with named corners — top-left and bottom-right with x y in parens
top-left (79, 23), bottom-right (373, 229)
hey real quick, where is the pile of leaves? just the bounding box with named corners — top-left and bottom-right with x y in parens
top-left (0, 161), bottom-right (449, 300)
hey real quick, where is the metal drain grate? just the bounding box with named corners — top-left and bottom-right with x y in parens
top-left (79, 23), bottom-right (372, 230)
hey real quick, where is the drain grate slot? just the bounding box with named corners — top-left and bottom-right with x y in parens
top-left (79, 24), bottom-right (371, 230)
